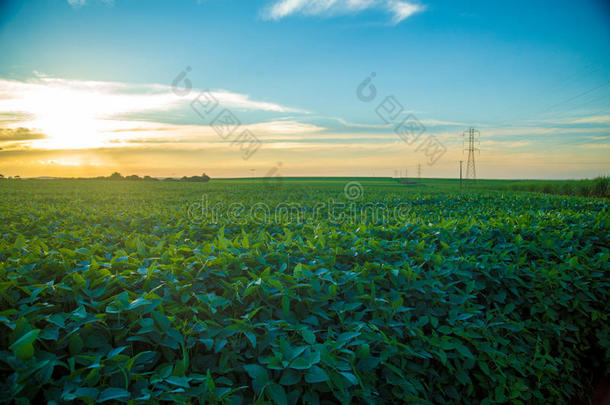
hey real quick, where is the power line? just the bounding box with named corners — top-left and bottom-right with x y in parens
top-left (540, 80), bottom-right (610, 113)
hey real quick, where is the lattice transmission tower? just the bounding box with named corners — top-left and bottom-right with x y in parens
top-left (463, 128), bottom-right (480, 181)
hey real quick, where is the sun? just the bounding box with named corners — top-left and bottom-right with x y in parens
top-left (8, 77), bottom-right (176, 150)
top-left (20, 85), bottom-right (110, 149)
top-left (30, 116), bottom-right (105, 149)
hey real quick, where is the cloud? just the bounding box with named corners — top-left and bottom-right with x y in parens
top-left (0, 76), bottom-right (300, 115)
top-left (562, 115), bottom-right (610, 125)
top-left (210, 90), bottom-right (306, 113)
top-left (0, 77), bottom-right (179, 117)
top-left (481, 140), bottom-right (531, 148)
top-left (0, 75), bottom-right (305, 149)
top-left (386, 1), bottom-right (425, 24)
top-left (102, 119), bottom-right (326, 146)
top-left (0, 127), bottom-right (46, 142)
top-left (262, 0), bottom-right (425, 24)
top-left (577, 143), bottom-right (610, 149)
top-left (66, 0), bottom-right (115, 8)
top-left (299, 114), bottom-right (460, 131)
top-left (65, 0), bottom-right (425, 24)
top-left (247, 120), bottom-right (323, 133)
top-left (67, 0), bottom-right (87, 7)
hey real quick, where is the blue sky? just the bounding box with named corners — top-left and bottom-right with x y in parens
top-left (0, 0), bottom-right (609, 178)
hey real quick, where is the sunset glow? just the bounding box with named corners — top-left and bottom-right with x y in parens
top-left (0, 0), bottom-right (608, 178)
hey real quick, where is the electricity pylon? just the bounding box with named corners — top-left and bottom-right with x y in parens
top-left (463, 128), bottom-right (480, 182)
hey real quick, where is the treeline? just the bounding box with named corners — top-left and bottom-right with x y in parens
top-left (91, 172), bottom-right (211, 182)
top-left (178, 173), bottom-right (211, 182)
top-left (506, 176), bottom-right (609, 198)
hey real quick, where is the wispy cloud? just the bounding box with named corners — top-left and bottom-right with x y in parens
top-left (103, 120), bottom-right (326, 146)
top-left (385, 1), bottom-right (425, 24)
top-left (577, 143), bottom-right (610, 149)
top-left (561, 115), bottom-right (610, 125)
top-left (262, 0), bottom-right (425, 24)
top-left (66, 0), bottom-right (425, 24)
top-left (481, 140), bottom-right (531, 148)
top-left (67, 0), bottom-right (87, 7)
top-left (0, 76), bottom-right (300, 116)
top-left (66, 0), bottom-right (114, 8)
top-left (210, 89), bottom-right (306, 113)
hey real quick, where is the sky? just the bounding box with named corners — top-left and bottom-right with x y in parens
top-left (0, 0), bottom-right (609, 179)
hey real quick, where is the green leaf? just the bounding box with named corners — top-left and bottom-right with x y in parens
top-left (267, 383), bottom-right (287, 405)
top-left (454, 343), bottom-right (475, 359)
top-left (339, 371), bottom-right (358, 386)
top-left (289, 356), bottom-right (311, 370)
top-left (279, 369), bottom-right (301, 386)
top-left (152, 311), bottom-right (171, 331)
top-left (479, 360), bottom-right (491, 376)
top-left (337, 332), bottom-right (360, 343)
top-left (9, 329), bottom-right (39, 360)
top-left (98, 388), bottom-right (130, 402)
top-left (301, 329), bottom-right (316, 345)
top-left (357, 344), bottom-right (370, 359)
top-left (244, 364), bottom-right (269, 394)
top-left (244, 331), bottom-right (256, 348)
top-left (128, 297), bottom-right (152, 310)
top-left (438, 349), bottom-right (447, 365)
top-left (305, 366), bottom-right (329, 383)
top-left (282, 294), bottom-right (290, 317)
top-left (391, 297), bottom-right (403, 311)
top-left (244, 364), bottom-right (268, 381)
top-left (166, 376), bottom-right (191, 388)
top-left (69, 334), bottom-right (84, 355)
top-left (14, 235), bottom-right (25, 249)
top-left (438, 325), bottom-right (453, 335)
top-left (76, 247), bottom-right (92, 255)
top-left (72, 387), bottom-right (99, 401)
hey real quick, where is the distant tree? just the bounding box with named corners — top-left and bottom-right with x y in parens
top-left (125, 174), bottom-right (141, 181)
top-left (577, 182), bottom-right (591, 197)
top-left (143, 175), bottom-right (156, 181)
top-left (14, 175), bottom-right (20, 179)
top-left (109, 172), bottom-right (123, 180)
top-left (561, 182), bottom-right (574, 196)
top-left (0, 174), bottom-right (4, 179)
top-left (180, 173), bottom-right (211, 182)
top-left (542, 184), bottom-right (553, 194)
top-left (591, 176), bottom-right (609, 198)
